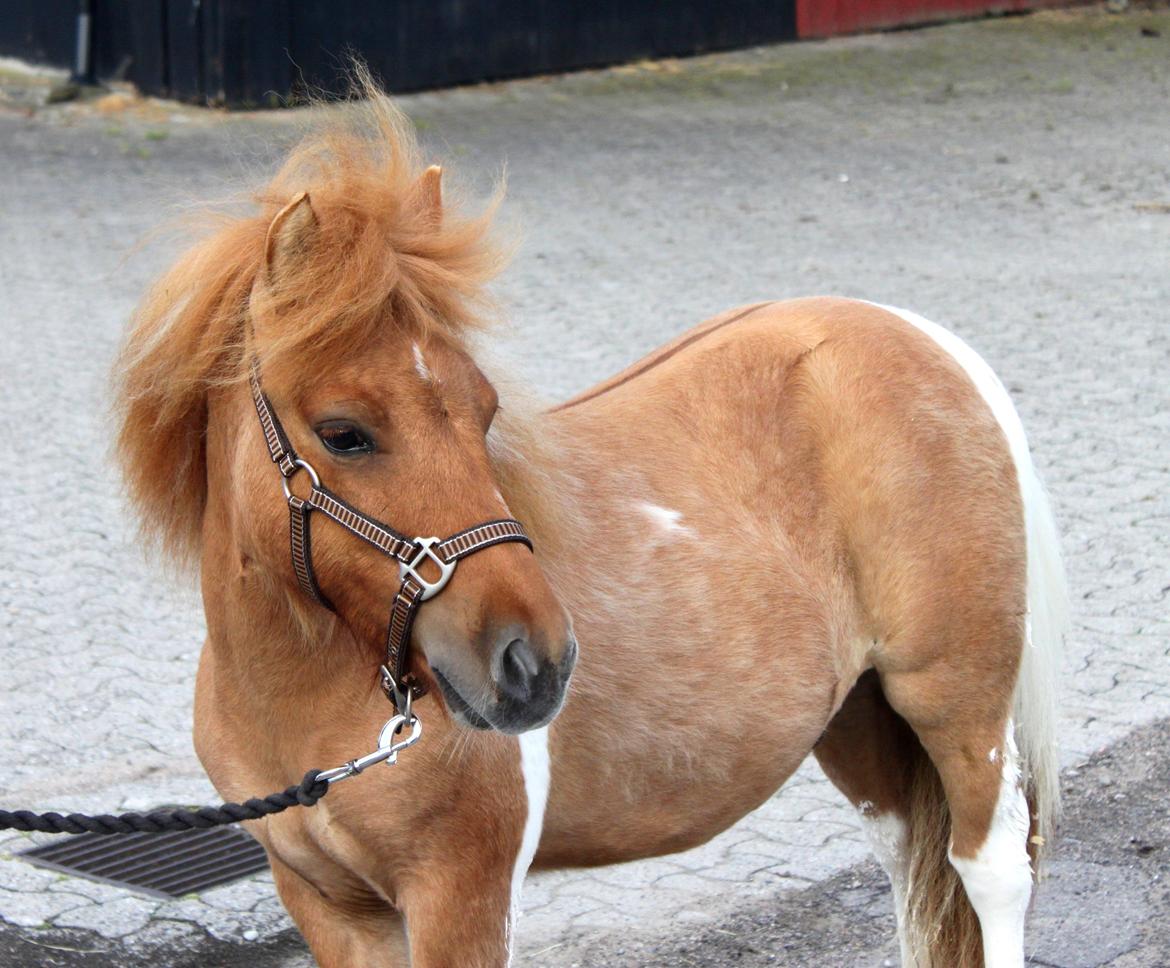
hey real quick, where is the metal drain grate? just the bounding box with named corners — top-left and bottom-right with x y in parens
top-left (22, 824), bottom-right (269, 899)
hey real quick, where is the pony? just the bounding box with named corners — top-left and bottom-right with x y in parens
top-left (115, 85), bottom-right (1067, 968)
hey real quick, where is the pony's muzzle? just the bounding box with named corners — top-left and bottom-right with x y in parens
top-left (486, 625), bottom-right (576, 734)
top-left (496, 635), bottom-right (542, 703)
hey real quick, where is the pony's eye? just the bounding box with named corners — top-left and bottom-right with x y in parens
top-left (316, 421), bottom-right (375, 456)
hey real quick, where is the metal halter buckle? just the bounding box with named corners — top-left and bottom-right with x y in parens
top-left (399, 537), bottom-right (456, 601)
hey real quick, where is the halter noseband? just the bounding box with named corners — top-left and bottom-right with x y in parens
top-left (249, 360), bottom-right (533, 714)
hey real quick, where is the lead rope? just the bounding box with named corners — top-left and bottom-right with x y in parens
top-left (0, 772), bottom-right (330, 835)
top-left (0, 713), bottom-right (423, 836)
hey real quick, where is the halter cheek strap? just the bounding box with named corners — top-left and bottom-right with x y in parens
top-left (249, 360), bottom-right (533, 712)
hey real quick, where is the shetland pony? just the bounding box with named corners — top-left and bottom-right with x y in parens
top-left (116, 88), bottom-right (1066, 967)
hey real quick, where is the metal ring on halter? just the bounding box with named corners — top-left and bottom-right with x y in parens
top-left (281, 458), bottom-right (321, 501)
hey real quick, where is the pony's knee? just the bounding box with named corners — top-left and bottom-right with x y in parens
top-left (948, 732), bottom-right (1033, 968)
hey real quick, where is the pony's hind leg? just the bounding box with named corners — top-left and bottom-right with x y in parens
top-left (815, 670), bottom-right (936, 967)
top-left (943, 719), bottom-right (1033, 968)
top-left (880, 657), bottom-right (1034, 968)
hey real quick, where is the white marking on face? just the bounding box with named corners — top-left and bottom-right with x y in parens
top-left (637, 502), bottom-right (696, 537)
top-left (507, 726), bottom-right (550, 964)
top-left (989, 746), bottom-right (1000, 763)
top-left (412, 342), bottom-right (433, 383)
top-left (858, 808), bottom-right (913, 968)
top-left (948, 721), bottom-right (1033, 968)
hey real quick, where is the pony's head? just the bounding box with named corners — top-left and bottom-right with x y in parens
top-left (116, 88), bottom-right (575, 733)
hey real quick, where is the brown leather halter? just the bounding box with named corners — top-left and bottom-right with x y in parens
top-left (249, 360), bottom-right (533, 714)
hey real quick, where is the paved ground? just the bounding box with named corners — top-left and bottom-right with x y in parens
top-left (1, 6), bottom-right (1168, 965)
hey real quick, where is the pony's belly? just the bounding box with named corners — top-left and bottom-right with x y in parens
top-left (535, 703), bottom-right (828, 869)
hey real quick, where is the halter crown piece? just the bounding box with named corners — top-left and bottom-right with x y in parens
top-left (249, 359), bottom-right (533, 715)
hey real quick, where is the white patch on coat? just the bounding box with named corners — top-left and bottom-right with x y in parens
top-left (507, 726), bottom-right (550, 963)
top-left (948, 722), bottom-right (1033, 968)
top-left (637, 502), bottom-right (696, 538)
top-left (858, 809), bottom-right (913, 968)
top-left (412, 342), bottom-right (433, 383)
top-left (989, 747), bottom-right (1000, 763)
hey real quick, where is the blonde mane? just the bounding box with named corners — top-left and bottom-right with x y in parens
top-left (115, 82), bottom-right (506, 563)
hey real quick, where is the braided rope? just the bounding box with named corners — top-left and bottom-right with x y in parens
top-left (0, 770), bottom-right (328, 836)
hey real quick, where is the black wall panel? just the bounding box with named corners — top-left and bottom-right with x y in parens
top-left (282, 0), bottom-right (796, 101)
top-left (0, 1), bottom-right (798, 107)
top-left (92, 0), bottom-right (167, 92)
top-left (0, 1), bottom-right (77, 68)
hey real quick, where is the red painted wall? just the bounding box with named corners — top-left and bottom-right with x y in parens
top-left (797, 0), bottom-right (1073, 38)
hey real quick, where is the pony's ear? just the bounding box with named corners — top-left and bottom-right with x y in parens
top-left (418, 165), bottom-right (442, 222)
top-left (264, 191), bottom-right (318, 281)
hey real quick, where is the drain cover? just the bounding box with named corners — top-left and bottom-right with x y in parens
top-left (22, 825), bottom-right (269, 899)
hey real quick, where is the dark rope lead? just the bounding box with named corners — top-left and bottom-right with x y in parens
top-left (0, 769), bottom-right (328, 835)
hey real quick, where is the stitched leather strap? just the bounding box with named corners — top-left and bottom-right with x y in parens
top-left (304, 486), bottom-right (416, 562)
top-left (288, 496), bottom-right (333, 610)
top-left (249, 360), bottom-right (298, 475)
top-left (385, 578), bottom-right (426, 693)
top-left (437, 520), bottom-right (531, 562)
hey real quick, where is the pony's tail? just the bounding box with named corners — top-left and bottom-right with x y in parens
top-left (1013, 456), bottom-right (1068, 860)
top-left (899, 741), bottom-right (984, 967)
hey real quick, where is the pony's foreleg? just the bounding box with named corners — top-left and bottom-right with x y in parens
top-left (268, 853), bottom-right (409, 967)
top-left (399, 868), bottom-right (514, 968)
top-left (401, 735), bottom-right (548, 966)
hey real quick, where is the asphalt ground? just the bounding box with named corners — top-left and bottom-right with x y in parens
top-left (1, 5), bottom-right (1168, 965)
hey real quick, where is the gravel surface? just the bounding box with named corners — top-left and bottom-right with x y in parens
top-left (1, 6), bottom-right (1168, 965)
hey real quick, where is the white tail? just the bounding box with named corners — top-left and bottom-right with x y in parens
top-left (1010, 435), bottom-right (1068, 850)
top-left (870, 302), bottom-right (1069, 852)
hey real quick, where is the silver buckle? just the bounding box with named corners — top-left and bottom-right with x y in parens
top-left (400, 537), bottom-right (455, 601)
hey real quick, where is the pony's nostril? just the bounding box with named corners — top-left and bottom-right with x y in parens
top-left (498, 637), bottom-right (539, 702)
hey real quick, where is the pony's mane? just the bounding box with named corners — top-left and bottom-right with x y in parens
top-left (115, 80), bottom-right (505, 563)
